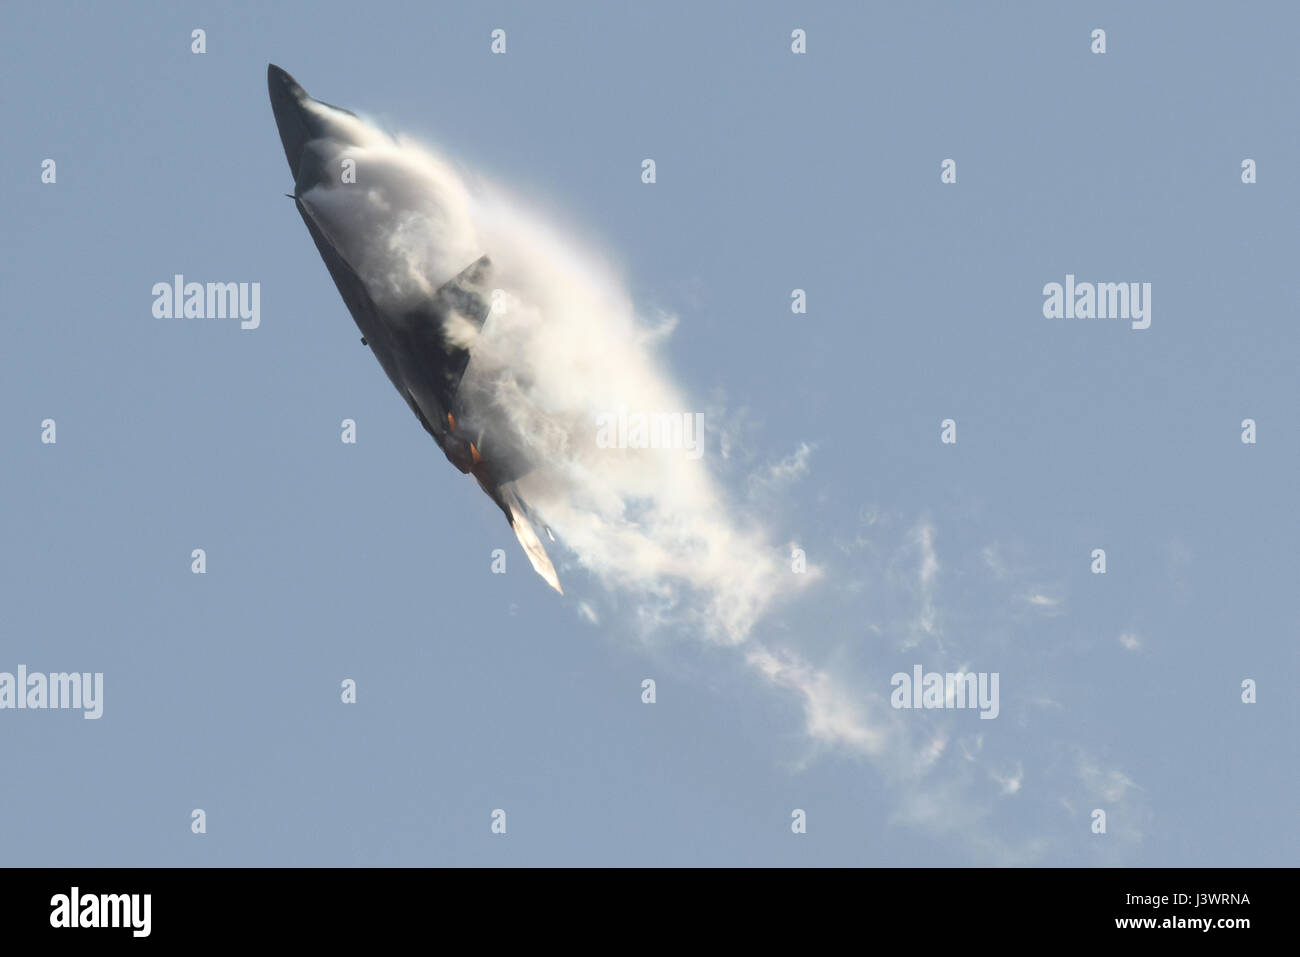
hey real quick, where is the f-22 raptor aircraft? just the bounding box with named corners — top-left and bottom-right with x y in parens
top-left (267, 64), bottom-right (561, 593)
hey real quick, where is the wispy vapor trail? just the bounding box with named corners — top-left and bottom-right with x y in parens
top-left (304, 101), bottom-right (1145, 865)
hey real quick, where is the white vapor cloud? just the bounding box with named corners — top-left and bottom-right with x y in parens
top-left (299, 101), bottom-right (809, 642)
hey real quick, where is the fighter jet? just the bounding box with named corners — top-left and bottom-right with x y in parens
top-left (267, 64), bottom-right (562, 593)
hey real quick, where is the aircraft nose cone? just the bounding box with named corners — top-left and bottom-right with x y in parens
top-left (267, 64), bottom-right (314, 182)
top-left (267, 64), bottom-right (303, 99)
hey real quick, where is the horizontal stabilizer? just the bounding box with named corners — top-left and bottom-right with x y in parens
top-left (504, 489), bottom-right (562, 594)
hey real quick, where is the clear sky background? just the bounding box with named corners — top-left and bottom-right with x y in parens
top-left (1, 1), bottom-right (1296, 866)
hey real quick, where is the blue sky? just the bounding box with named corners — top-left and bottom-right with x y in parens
top-left (1, 1), bottom-right (1295, 866)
